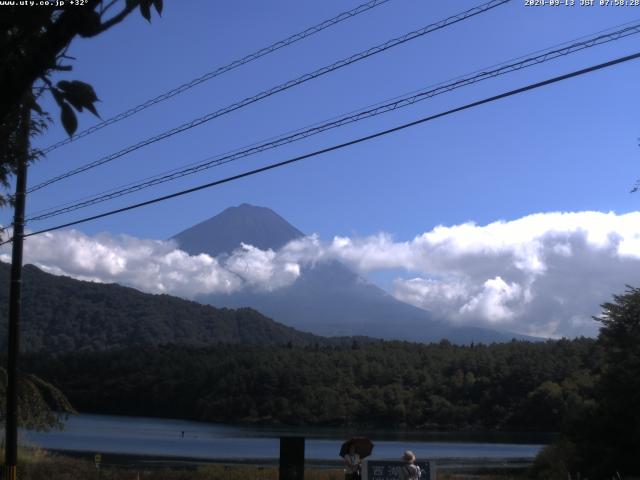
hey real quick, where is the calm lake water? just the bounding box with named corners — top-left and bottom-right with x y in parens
top-left (22, 414), bottom-right (550, 461)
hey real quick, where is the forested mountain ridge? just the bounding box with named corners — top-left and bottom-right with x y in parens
top-left (0, 262), bottom-right (337, 352)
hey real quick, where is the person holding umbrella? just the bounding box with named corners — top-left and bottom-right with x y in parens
top-left (339, 437), bottom-right (373, 480)
top-left (343, 444), bottom-right (361, 480)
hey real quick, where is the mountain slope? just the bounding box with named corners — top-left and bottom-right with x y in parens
top-left (172, 203), bottom-right (304, 257)
top-left (174, 204), bottom-right (530, 343)
top-left (0, 262), bottom-right (329, 353)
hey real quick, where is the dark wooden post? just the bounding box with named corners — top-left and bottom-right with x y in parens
top-left (279, 437), bottom-right (305, 480)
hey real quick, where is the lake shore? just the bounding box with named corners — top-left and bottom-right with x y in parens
top-left (46, 449), bottom-right (533, 474)
top-left (22, 412), bottom-right (547, 463)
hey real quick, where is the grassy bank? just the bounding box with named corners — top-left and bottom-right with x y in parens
top-left (6, 451), bottom-right (339, 480)
top-left (1, 448), bottom-right (528, 480)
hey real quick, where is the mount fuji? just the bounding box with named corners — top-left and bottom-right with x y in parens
top-left (173, 204), bottom-right (532, 343)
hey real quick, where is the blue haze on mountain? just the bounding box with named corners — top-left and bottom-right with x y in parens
top-left (173, 204), bottom-right (533, 343)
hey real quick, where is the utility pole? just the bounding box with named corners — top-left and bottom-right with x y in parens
top-left (4, 102), bottom-right (30, 480)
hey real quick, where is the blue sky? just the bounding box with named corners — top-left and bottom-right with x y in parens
top-left (11, 0), bottom-right (639, 240)
top-left (3, 0), bottom-right (640, 337)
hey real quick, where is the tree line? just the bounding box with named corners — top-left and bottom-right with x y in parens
top-left (21, 337), bottom-right (599, 431)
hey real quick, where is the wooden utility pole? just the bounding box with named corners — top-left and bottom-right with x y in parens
top-left (4, 102), bottom-right (29, 480)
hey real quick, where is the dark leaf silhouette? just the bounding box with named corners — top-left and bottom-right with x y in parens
top-left (57, 80), bottom-right (100, 118)
top-left (140, 0), bottom-right (152, 22)
top-left (60, 102), bottom-right (78, 136)
top-left (153, 0), bottom-right (163, 15)
top-left (77, 10), bottom-right (102, 38)
top-left (50, 88), bottom-right (65, 107)
top-left (84, 102), bottom-right (100, 118)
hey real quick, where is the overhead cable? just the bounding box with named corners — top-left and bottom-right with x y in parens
top-left (25, 20), bottom-right (640, 222)
top-left (3, 49), bottom-right (637, 246)
top-left (39, 0), bottom-right (393, 154)
top-left (27, 0), bottom-right (511, 193)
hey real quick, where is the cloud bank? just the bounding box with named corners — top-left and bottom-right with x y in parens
top-left (310, 211), bottom-right (640, 338)
top-left (0, 232), bottom-right (301, 299)
top-left (3, 210), bottom-right (640, 338)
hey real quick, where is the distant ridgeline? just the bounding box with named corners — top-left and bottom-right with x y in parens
top-left (0, 262), bottom-right (356, 352)
top-left (22, 338), bottom-right (600, 431)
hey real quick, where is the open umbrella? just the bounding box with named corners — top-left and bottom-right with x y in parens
top-left (339, 437), bottom-right (374, 458)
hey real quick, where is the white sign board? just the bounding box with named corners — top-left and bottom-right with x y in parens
top-left (361, 459), bottom-right (436, 480)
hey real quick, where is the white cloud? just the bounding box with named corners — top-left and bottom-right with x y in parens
top-left (0, 230), bottom-right (301, 299)
top-left (225, 243), bottom-right (300, 290)
top-left (459, 276), bottom-right (525, 322)
top-left (2, 210), bottom-right (640, 338)
top-left (318, 210), bottom-right (640, 338)
top-left (276, 211), bottom-right (640, 337)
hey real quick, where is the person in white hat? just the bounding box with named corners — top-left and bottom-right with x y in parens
top-left (399, 450), bottom-right (421, 480)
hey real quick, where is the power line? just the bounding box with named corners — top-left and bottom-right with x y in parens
top-left (27, 0), bottom-right (511, 194)
top-left (26, 17), bottom-right (640, 220)
top-left (25, 21), bottom-right (640, 222)
top-left (38, 0), bottom-right (393, 155)
top-left (5, 49), bottom-right (638, 246)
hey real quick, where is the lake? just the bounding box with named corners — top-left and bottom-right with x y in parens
top-left (22, 414), bottom-right (550, 462)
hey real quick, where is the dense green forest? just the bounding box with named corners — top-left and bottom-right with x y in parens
top-left (22, 337), bottom-right (599, 431)
top-left (0, 263), bottom-right (353, 351)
